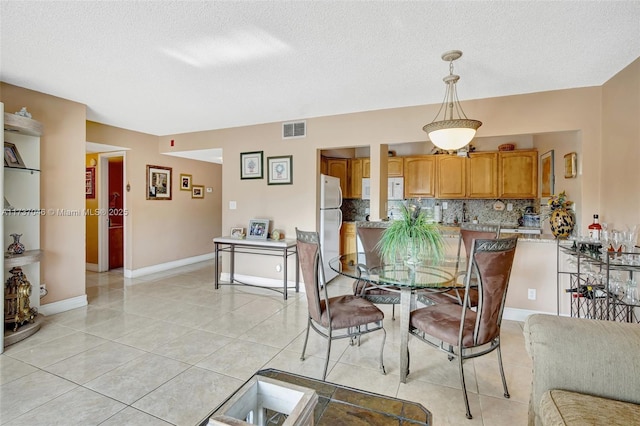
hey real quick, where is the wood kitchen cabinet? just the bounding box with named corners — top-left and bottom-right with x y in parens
top-left (362, 158), bottom-right (370, 178)
top-left (467, 152), bottom-right (498, 198)
top-left (499, 150), bottom-right (538, 198)
top-left (388, 157), bottom-right (404, 177)
top-left (436, 155), bottom-right (466, 198)
top-left (348, 158), bottom-right (364, 199)
top-left (403, 155), bottom-right (436, 198)
top-left (341, 222), bottom-right (357, 256)
top-left (326, 158), bottom-right (348, 197)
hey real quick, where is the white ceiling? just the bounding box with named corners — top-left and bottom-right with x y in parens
top-left (2, 1), bottom-right (639, 142)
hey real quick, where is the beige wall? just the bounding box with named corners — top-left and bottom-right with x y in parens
top-left (1, 82), bottom-right (87, 305)
top-left (86, 122), bottom-right (223, 271)
top-left (601, 57), bottom-right (640, 229)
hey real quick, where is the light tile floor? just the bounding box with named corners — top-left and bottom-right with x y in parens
top-left (0, 262), bottom-right (531, 425)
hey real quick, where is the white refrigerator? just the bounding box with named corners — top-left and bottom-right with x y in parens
top-left (320, 174), bottom-right (342, 282)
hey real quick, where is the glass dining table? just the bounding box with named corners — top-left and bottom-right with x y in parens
top-left (329, 253), bottom-right (465, 383)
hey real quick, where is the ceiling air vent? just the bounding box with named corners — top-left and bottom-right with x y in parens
top-left (282, 120), bottom-right (306, 139)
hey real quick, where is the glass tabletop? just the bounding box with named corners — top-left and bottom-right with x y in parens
top-left (329, 253), bottom-right (464, 289)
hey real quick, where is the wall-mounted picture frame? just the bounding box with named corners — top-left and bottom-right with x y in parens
top-left (240, 151), bottom-right (263, 180)
top-left (267, 155), bottom-right (293, 185)
top-left (230, 227), bottom-right (245, 238)
top-left (564, 152), bottom-right (577, 178)
top-left (4, 142), bottom-right (26, 168)
top-left (540, 150), bottom-right (554, 197)
top-left (192, 184), bottom-right (204, 199)
top-left (247, 219), bottom-right (269, 239)
top-left (146, 165), bottom-right (172, 200)
top-left (180, 174), bottom-right (192, 191)
top-left (86, 167), bottom-right (96, 199)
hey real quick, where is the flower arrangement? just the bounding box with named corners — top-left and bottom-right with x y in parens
top-left (547, 191), bottom-right (573, 211)
top-left (378, 200), bottom-right (444, 265)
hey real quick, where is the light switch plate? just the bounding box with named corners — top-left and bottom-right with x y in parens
top-left (229, 201), bottom-right (237, 210)
top-left (206, 187), bottom-right (213, 193)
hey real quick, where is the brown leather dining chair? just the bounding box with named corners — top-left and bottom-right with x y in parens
top-left (352, 221), bottom-right (402, 319)
top-left (296, 228), bottom-right (386, 381)
top-left (408, 236), bottom-right (518, 419)
top-left (425, 223), bottom-right (501, 307)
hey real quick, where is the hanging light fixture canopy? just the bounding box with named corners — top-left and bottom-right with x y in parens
top-left (423, 50), bottom-right (482, 150)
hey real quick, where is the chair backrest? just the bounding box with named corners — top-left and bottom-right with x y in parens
top-left (462, 237), bottom-right (517, 347)
top-left (356, 221), bottom-right (388, 268)
top-left (296, 228), bottom-right (327, 324)
top-left (459, 224), bottom-right (501, 263)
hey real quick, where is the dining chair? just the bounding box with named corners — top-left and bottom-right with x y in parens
top-left (296, 228), bottom-right (386, 381)
top-left (352, 221), bottom-right (401, 319)
top-left (425, 223), bottom-right (501, 307)
top-left (408, 236), bottom-right (518, 419)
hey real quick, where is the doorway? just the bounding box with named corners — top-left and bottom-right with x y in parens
top-left (98, 152), bottom-right (127, 272)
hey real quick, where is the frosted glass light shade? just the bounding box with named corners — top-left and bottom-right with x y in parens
top-left (423, 118), bottom-right (482, 150)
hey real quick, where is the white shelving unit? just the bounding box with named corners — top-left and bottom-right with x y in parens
top-left (3, 107), bottom-right (44, 349)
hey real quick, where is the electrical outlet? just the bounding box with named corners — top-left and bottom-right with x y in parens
top-left (528, 288), bottom-right (536, 300)
top-left (442, 202), bottom-right (448, 209)
top-left (507, 203), bottom-right (513, 211)
top-left (275, 264), bottom-right (282, 272)
top-left (40, 284), bottom-right (47, 298)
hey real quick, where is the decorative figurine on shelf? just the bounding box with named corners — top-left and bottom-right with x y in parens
top-left (547, 191), bottom-right (575, 238)
top-left (7, 233), bottom-right (26, 255)
top-left (4, 266), bottom-right (37, 331)
top-left (14, 107), bottom-right (32, 119)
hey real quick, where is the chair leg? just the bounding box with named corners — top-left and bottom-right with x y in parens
top-left (323, 331), bottom-right (332, 381)
top-left (392, 303), bottom-right (396, 320)
top-left (379, 328), bottom-right (387, 375)
top-left (458, 350), bottom-right (472, 419)
top-left (497, 343), bottom-right (510, 399)
top-left (300, 318), bottom-right (311, 361)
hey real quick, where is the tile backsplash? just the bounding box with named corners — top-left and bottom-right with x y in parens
top-left (343, 198), bottom-right (538, 227)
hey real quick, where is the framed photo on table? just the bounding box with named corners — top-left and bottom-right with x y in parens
top-left (146, 165), bottom-right (172, 200)
top-left (540, 150), bottom-right (554, 197)
top-left (267, 155), bottom-right (293, 185)
top-left (240, 151), bottom-right (263, 179)
top-left (230, 227), bottom-right (245, 238)
top-left (247, 219), bottom-right (269, 240)
top-left (4, 142), bottom-right (26, 168)
top-left (85, 167), bottom-right (96, 199)
top-left (564, 152), bottom-right (577, 178)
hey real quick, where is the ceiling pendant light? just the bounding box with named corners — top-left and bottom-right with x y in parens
top-left (423, 50), bottom-right (482, 150)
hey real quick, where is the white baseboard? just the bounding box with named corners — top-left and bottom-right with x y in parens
top-left (85, 263), bottom-right (99, 272)
top-left (39, 295), bottom-right (88, 316)
top-left (124, 252), bottom-right (217, 278)
top-left (502, 307), bottom-right (557, 322)
top-left (219, 273), bottom-right (303, 293)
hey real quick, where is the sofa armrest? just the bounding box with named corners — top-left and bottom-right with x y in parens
top-left (524, 314), bottom-right (640, 425)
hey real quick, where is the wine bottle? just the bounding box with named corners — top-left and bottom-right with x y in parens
top-left (588, 214), bottom-right (602, 240)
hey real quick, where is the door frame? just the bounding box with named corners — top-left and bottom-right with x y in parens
top-left (98, 151), bottom-right (127, 272)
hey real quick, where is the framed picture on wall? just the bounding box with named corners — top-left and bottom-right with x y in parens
top-left (192, 185), bottom-right (204, 199)
top-left (86, 167), bottom-right (96, 199)
top-left (180, 174), bottom-right (192, 191)
top-left (240, 151), bottom-right (263, 180)
top-left (540, 150), bottom-right (554, 197)
top-left (267, 155), bottom-right (293, 185)
top-left (564, 152), bottom-right (577, 178)
top-left (146, 165), bottom-right (172, 200)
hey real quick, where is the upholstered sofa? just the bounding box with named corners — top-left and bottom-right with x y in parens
top-left (524, 314), bottom-right (640, 426)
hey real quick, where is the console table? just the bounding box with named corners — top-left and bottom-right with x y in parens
top-left (200, 368), bottom-right (432, 425)
top-left (213, 237), bottom-right (299, 300)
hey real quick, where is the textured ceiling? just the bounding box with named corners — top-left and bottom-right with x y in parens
top-left (1, 1), bottom-right (639, 137)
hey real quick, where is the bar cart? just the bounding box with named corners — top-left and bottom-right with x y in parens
top-left (557, 239), bottom-right (640, 323)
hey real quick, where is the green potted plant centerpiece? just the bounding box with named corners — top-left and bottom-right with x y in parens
top-left (378, 200), bottom-right (445, 266)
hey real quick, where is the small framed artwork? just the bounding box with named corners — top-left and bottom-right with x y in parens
top-left (247, 219), bottom-right (270, 240)
top-left (192, 185), bottom-right (204, 199)
top-left (4, 142), bottom-right (26, 168)
top-left (267, 155), bottom-right (293, 185)
top-left (540, 150), bottom-right (554, 197)
top-left (564, 152), bottom-right (577, 178)
top-left (86, 167), bottom-right (96, 199)
top-left (230, 227), bottom-right (245, 238)
top-left (146, 165), bottom-right (172, 200)
top-left (240, 151), bottom-right (264, 180)
top-left (180, 174), bottom-right (192, 191)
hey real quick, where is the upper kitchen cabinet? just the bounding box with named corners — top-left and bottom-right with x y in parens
top-left (348, 158), bottom-right (364, 199)
top-left (436, 155), bottom-right (466, 198)
top-left (498, 150), bottom-right (538, 198)
top-left (467, 152), bottom-right (498, 198)
top-left (404, 155), bottom-right (436, 198)
top-left (388, 157), bottom-right (403, 177)
top-left (325, 158), bottom-right (348, 198)
top-left (362, 158), bottom-right (370, 178)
